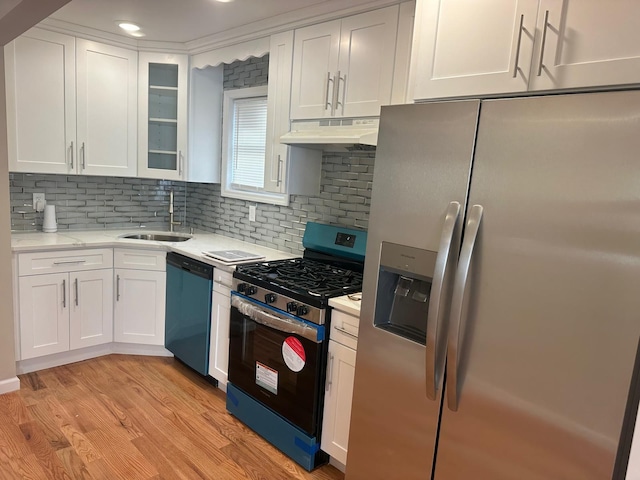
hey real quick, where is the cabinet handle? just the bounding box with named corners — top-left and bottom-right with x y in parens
top-left (216, 282), bottom-right (233, 289)
top-left (325, 353), bottom-right (335, 392)
top-left (74, 278), bottom-right (79, 306)
top-left (53, 260), bottom-right (86, 265)
top-left (513, 14), bottom-right (525, 78)
top-left (336, 72), bottom-right (347, 115)
top-left (334, 325), bottom-right (358, 339)
top-left (324, 72), bottom-right (334, 112)
top-left (537, 10), bottom-right (550, 76)
top-left (179, 151), bottom-right (183, 176)
top-left (70, 141), bottom-right (74, 169)
top-left (116, 274), bottom-right (121, 301)
top-left (81, 142), bottom-right (86, 170)
top-left (62, 279), bottom-right (66, 308)
top-left (276, 155), bottom-right (283, 187)
top-left (332, 71), bottom-right (342, 116)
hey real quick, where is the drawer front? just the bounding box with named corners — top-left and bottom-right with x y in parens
top-left (114, 248), bottom-right (166, 271)
top-left (18, 248), bottom-right (113, 276)
top-left (214, 269), bottom-right (233, 288)
top-left (330, 310), bottom-right (359, 350)
top-left (213, 281), bottom-right (231, 297)
top-left (213, 269), bottom-right (233, 295)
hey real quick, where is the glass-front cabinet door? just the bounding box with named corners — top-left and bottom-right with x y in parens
top-left (138, 53), bottom-right (188, 180)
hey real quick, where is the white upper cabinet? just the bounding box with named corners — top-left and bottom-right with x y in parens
top-left (291, 20), bottom-right (341, 119)
top-left (5, 29), bottom-right (76, 174)
top-left (76, 40), bottom-right (138, 177)
top-left (291, 5), bottom-right (400, 119)
top-left (337, 7), bottom-right (401, 117)
top-left (5, 29), bottom-right (138, 176)
top-left (412, 0), bottom-right (640, 100)
top-left (138, 52), bottom-right (189, 180)
top-left (529, 0), bottom-right (640, 91)
top-left (412, 0), bottom-right (538, 99)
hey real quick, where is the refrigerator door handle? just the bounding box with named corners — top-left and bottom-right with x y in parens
top-left (446, 204), bottom-right (483, 411)
top-left (426, 201), bottom-right (461, 400)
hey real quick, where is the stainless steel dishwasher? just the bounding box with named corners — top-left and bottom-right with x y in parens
top-left (165, 252), bottom-right (213, 375)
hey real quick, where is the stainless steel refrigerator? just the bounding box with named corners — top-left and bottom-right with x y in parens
top-left (347, 91), bottom-right (640, 480)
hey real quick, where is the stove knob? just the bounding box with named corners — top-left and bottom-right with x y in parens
top-left (264, 293), bottom-right (277, 304)
top-left (287, 302), bottom-right (298, 313)
top-left (246, 286), bottom-right (258, 296)
top-left (297, 305), bottom-right (309, 316)
top-left (237, 283), bottom-right (247, 293)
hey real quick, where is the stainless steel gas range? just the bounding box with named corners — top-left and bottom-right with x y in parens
top-left (225, 222), bottom-right (367, 471)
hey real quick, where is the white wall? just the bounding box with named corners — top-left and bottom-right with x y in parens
top-left (0, 0), bottom-right (71, 388)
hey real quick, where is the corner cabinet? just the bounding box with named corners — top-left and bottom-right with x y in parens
top-left (5, 28), bottom-right (138, 176)
top-left (16, 249), bottom-right (114, 360)
top-left (137, 52), bottom-right (189, 180)
top-left (113, 249), bottom-right (166, 346)
top-left (290, 5), bottom-right (401, 119)
top-left (411, 0), bottom-right (640, 100)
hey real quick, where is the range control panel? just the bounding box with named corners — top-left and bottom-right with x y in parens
top-left (335, 232), bottom-right (356, 248)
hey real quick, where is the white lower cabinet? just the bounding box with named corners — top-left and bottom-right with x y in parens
top-left (322, 339), bottom-right (357, 465)
top-left (17, 249), bottom-right (114, 360)
top-left (209, 269), bottom-right (232, 389)
top-left (18, 273), bottom-right (70, 359)
top-left (113, 249), bottom-right (166, 345)
top-left (322, 309), bottom-right (359, 467)
top-left (69, 269), bottom-right (113, 350)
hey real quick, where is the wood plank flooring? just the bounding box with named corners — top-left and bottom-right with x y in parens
top-left (0, 355), bottom-right (345, 480)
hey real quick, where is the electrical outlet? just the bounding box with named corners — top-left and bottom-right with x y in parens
top-left (249, 205), bottom-right (256, 222)
top-left (33, 193), bottom-right (45, 212)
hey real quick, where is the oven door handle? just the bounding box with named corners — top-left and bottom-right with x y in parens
top-left (231, 295), bottom-right (320, 343)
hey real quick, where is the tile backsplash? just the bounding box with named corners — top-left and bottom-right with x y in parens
top-left (9, 150), bottom-right (375, 255)
top-left (186, 150), bottom-right (375, 255)
top-left (9, 174), bottom-right (187, 232)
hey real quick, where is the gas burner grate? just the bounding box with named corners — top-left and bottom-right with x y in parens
top-left (235, 257), bottom-right (363, 299)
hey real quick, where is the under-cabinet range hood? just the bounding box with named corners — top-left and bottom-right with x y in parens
top-left (280, 118), bottom-right (379, 150)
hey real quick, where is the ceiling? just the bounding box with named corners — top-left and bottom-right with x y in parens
top-left (42, 0), bottom-right (376, 44)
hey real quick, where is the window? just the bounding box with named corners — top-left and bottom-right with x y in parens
top-left (222, 85), bottom-right (280, 202)
top-left (230, 95), bottom-right (267, 190)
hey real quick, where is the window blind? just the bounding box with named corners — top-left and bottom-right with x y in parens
top-left (231, 96), bottom-right (267, 189)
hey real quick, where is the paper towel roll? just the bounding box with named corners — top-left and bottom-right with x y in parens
top-left (43, 204), bottom-right (57, 233)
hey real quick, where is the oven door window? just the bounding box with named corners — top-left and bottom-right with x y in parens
top-left (228, 303), bottom-right (323, 436)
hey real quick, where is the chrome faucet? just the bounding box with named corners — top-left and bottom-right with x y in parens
top-left (169, 189), bottom-right (181, 232)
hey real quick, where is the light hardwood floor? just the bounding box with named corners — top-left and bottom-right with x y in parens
top-left (0, 355), bottom-right (345, 480)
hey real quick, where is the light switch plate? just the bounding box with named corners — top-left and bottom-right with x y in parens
top-left (249, 205), bottom-right (256, 222)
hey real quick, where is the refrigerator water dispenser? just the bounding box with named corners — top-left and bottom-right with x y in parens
top-left (373, 242), bottom-right (437, 345)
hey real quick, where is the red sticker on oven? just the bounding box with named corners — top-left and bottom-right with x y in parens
top-left (282, 337), bottom-right (306, 372)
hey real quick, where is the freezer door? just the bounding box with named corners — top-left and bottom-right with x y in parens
top-left (435, 91), bottom-right (640, 480)
top-left (346, 101), bottom-right (479, 480)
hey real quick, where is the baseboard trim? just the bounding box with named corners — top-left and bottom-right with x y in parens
top-left (329, 457), bottom-right (346, 473)
top-left (0, 376), bottom-right (20, 395)
top-left (16, 343), bottom-right (174, 374)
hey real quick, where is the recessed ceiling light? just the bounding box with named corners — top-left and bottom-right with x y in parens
top-left (215, 0), bottom-right (235, 3)
top-left (129, 32), bottom-right (146, 38)
top-left (118, 22), bottom-right (141, 32)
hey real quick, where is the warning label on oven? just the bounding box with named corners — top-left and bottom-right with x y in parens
top-left (282, 336), bottom-right (306, 372)
top-left (256, 362), bottom-right (278, 395)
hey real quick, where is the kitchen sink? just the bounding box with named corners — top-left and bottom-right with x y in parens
top-left (120, 233), bottom-right (193, 242)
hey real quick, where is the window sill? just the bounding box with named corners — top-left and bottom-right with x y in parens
top-left (221, 186), bottom-right (290, 206)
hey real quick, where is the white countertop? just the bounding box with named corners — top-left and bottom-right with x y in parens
top-left (11, 229), bottom-right (294, 272)
top-left (329, 293), bottom-right (362, 317)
